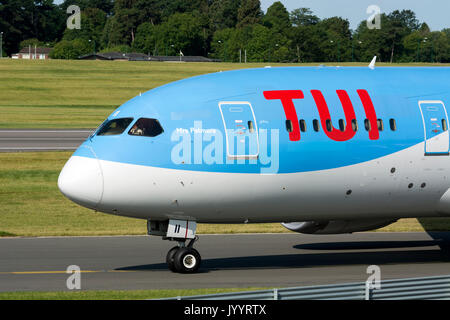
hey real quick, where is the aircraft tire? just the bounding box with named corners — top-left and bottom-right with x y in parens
top-left (173, 247), bottom-right (201, 273)
top-left (166, 246), bottom-right (179, 272)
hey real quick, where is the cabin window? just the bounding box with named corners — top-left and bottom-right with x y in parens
top-left (338, 119), bottom-right (345, 132)
top-left (313, 119), bottom-right (320, 132)
top-left (97, 118), bottom-right (133, 136)
top-left (389, 119), bottom-right (397, 131)
top-left (351, 119), bottom-right (358, 132)
top-left (364, 119), bottom-right (371, 131)
top-left (377, 119), bottom-right (384, 131)
top-left (285, 120), bottom-right (293, 132)
top-left (299, 119), bottom-right (307, 132)
top-left (248, 121), bottom-right (255, 133)
top-left (129, 118), bottom-right (164, 137)
top-left (442, 119), bottom-right (448, 131)
top-left (326, 119), bottom-right (332, 132)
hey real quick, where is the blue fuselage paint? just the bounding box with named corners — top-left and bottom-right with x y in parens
top-left (74, 67), bottom-right (450, 174)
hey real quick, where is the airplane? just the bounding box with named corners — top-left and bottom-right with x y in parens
top-left (58, 60), bottom-right (450, 273)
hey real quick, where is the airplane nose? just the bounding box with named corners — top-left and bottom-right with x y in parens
top-left (58, 147), bottom-right (104, 210)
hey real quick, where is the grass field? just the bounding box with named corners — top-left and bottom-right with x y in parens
top-left (0, 151), bottom-right (450, 237)
top-left (1, 59), bottom-right (449, 128)
top-left (0, 59), bottom-right (280, 128)
top-left (0, 288), bottom-right (267, 300)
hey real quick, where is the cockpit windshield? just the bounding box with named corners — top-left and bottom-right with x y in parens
top-left (128, 118), bottom-right (164, 137)
top-left (96, 118), bottom-right (134, 136)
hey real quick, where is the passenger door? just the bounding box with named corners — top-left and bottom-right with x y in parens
top-left (419, 100), bottom-right (450, 155)
top-left (219, 101), bottom-right (259, 159)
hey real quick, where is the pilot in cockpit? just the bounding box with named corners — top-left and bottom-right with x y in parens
top-left (130, 123), bottom-right (144, 136)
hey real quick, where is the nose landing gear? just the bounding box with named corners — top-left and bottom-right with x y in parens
top-left (148, 219), bottom-right (202, 273)
top-left (166, 236), bottom-right (201, 273)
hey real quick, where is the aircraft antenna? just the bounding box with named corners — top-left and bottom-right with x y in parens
top-left (369, 56), bottom-right (377, 70)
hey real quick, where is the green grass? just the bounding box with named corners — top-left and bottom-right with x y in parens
top-left (0, 59), bottom-right (270, 128)
top-left (0, 151), bottom-right (145, 236)
top-left (0, 105), bottom-right (113, 129)
top-left (0, 151), bottom-right (450, 237)
top-left (0, 231), bottom-right (16, 237)
top-left (1, 59), bottom-right (449, 128)
top-left (0, 288), bottom-right (267, 300)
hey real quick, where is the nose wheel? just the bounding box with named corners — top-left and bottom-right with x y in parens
top-left (147, 219), bottom-right (201, 273)
top-left (166, 237), bottom-right (201, 273)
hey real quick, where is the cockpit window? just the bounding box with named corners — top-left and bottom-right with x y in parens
top-left (97, 118), bottom-right (134, 136)
top-left (128, 118), bottom-right (164, 137)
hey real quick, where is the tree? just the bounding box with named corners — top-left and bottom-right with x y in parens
top-left (245, 24), bottom-right (290, 62)
top-left (318, 17), bottom-right (352, 62)
top-left (388, 10), bottom-right (420, 32)
top-left (100, 44), bottom-right (131, 53)
top-left (103, 0), bottom-right (202, 48)
top-left (63, 8), bottom-right (107, 51)
top-left (19, 38), bottom-right (44, 49)
top-left (262, 1), bottom-right (291, 35)
top-left (211, 28), bottom-right (238, 61)
top-left (103, 0), bottom-right (141, 46)
top-left (160, 12), bottom-right (206, 56)
top-left (237, 0), bottom-right (262, 28)
top-left (209, 0), bottom-right (241, 31)
top-left (132, 0), bottom-right (165, 25)
top-left (290, 8), bottom-right (319, 27)
top-left (134, 12), bottom-right (206, 56)
top-left (0, 0), bottom-right (65, 55)
top-left (443, 29), bottom-right (450, 38)
top-left (60, 0), bottom-right (114, 15)
top-left (159, 0), bottom-right (209, 20)
top-left (1, 2), bottom-right (446, 63)
top-left (132, 22), bottom-right (160, 54)
top-left (404, 30), bottom-right (450, 63)
top-left (403, 31), bottom-right (425, 62)
top-left (354, 14), bottom-right (393, 62)
top-left (385, 10), bottom-right (420, 62)
top-left (211, 22), bottom-right (293, 62)
top-left (354, 10), bottom-right (422, 63)
top-left (419, 23), bottom-right (431, 34)
top-left (433, 31), bottom-right (450, 63)
top-left (291, 24), bottom-right (328, 62)
top-left (50, 38), bottom-right (92, 59)
top-left (243, 24), bottom-right (270, 61)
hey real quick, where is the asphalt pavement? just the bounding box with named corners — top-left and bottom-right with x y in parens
top-left (0, 129), bottom-right (91, 152)
top-left (1, 232), bottom-right (449, 292)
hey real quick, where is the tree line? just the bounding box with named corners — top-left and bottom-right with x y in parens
top-left (1, 0), bottom-right (449, 62)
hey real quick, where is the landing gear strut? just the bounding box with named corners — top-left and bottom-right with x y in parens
top-left (148, 219), bottom-right (201, 273)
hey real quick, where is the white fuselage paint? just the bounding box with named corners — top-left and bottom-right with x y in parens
top-left (76, 133), bottom-right (450, 224)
